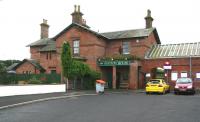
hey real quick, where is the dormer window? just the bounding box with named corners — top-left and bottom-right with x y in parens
top-left (122, 41), bottom-right (130, 54)
top-left (73, 40), bottom-right (80, 55)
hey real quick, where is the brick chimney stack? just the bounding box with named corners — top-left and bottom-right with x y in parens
top-left (40, 19), bottom-right (49, 39)
top-left (71, 5), bottom-right (83, 25)
top-left (145, 9), bottom-right (154, 28)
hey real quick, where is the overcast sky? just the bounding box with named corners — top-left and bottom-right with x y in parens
top-left (0, 0), bottom-right (200, 60)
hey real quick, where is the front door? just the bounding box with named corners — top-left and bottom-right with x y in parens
top-left (116, 72), bottom-right (121, 89)
top-left (106, 72), bottom-right (113, 89)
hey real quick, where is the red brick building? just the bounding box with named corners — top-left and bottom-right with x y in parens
top-left (13, 59), bottom-right (45, 74)
top-left (15, 5), bottom-right (200, 89)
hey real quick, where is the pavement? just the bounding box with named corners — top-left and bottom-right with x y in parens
top-left (0, 89), bottom-right (142, 110)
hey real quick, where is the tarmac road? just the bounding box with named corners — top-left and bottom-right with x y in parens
top-left (0, 92), bottom-right (200, 122)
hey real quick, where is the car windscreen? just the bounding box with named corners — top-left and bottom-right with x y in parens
top-left (149, 80), bottom-right (160, 84)
top-left (176, 78), bottom-right (192, 84)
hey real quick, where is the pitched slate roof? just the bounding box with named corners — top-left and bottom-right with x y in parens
top-left (27, 38), bottom-right (56, 52)
top-left (27, 59), bottom-right (45, 71)
top-left (53, 23), bottom-right (108, 40)
top-left (28, 23), bottom-right (160, 52)
top-left (27, 38), bottom-right (54, 47)
top-left (14, 59), bottom-right (45, 71)
top-left (146, 42), bottom-right (200, 59)
top-left (54, 23), bottom-right (160, 42)
top-left (39, 41), bottom-right (56, 52)
top-left (6, 63), bottom-right (19, 71)
top-left (100, 28), bottom-right (155, 39)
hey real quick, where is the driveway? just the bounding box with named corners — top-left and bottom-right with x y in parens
top-left (0, 92), bottom-right (199, 122)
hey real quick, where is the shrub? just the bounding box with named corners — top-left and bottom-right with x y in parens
top-left (83, 70), bottom-right (101, 89)
top-left (28, 76), bottom-right (42, 84)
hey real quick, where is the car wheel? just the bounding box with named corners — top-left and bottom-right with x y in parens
top-left (192, 90), bottom-right (195, 95)
top-left (162, 89), bottom-right (165, 95)
top-left (146, 92), bottom-right (149, 95)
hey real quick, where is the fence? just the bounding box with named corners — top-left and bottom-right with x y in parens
top-left (0, 74), bottom-right (61, 85)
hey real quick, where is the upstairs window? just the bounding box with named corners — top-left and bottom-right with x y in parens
top-left (73, 40), bottom-right (80, 55)
top-left (46, 52), bottom-right (52, 60)
top-left (122, 41), bottom-right (130, 54)
top-left (46, 53), bottom-right (48, 59)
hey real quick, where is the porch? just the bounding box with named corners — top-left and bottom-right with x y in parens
top-left (97, 57), bottom-right (144, 90)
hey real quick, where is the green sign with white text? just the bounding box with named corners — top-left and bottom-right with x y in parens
top-left (98, 60), bottom-right (131, 66)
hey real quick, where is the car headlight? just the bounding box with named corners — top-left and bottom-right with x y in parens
top-left (187, 85), bottom-right (192, 89)
top-left (175, 85), bottom-right (179, 88)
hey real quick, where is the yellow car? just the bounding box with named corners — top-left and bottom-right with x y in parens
top-left (145, 79), bottom-right (170, 94)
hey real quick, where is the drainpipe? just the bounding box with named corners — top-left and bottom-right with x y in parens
top-left (189, 55), bottom-right (192, 78)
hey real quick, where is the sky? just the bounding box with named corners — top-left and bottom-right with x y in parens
top-left (0, 0), bottom-right (200, 60)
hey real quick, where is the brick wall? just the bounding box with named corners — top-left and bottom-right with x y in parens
top-left (105, 33), bottom-right (157, 58)
top-left (55, 26), bottom-right (107, 74)
top-left (30, 46), bottom-right (42, 61)
top-left (39, 51), bottom-right (57, 73)
top-left (16, 62), bottom-right (40, 74)
top-left (142, 57), bottom-right (200, 88)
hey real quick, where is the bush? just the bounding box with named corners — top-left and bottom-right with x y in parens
top-left (83, 70), bottom-right (101, 89)
top-left (28, 76), bottom-right (42, 84)
top-left (0, 74), bottom-right (16, 85)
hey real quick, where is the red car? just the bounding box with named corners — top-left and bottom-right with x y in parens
top-left (174, 78), bottom-right (195, 95)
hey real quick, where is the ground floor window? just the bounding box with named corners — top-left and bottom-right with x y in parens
top-left (171, 72), bottom-right (178, 81)
top-left (51, 70), bottom-right (56, 74)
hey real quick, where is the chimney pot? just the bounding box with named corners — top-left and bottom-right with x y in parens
top-left (145, 9), bottom-right (153, 28)
top-left (78, 5), bottom-right (80, 12)
top-left (43, 19), bottom-right (48, 24)
top-left (71, 5), bottom-right (83, 25)
top-left (74, 5), bottom-right (77, 12)
top-left (147, 9), bottom-right (151, 17)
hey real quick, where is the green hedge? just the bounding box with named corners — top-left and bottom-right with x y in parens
top-left (0, 74), bottom-right (61, 85)
top-left (82, 70), bottom-right (101, 89)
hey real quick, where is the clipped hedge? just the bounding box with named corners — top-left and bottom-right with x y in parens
top-left (0, 74), bottom-right (61, 85)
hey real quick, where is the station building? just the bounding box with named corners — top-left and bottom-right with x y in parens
top-left (13, 5), bottom-right (200, 89)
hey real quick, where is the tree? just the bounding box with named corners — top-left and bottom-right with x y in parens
top-left (61, 41), bottom-right (101, 90)
top-left (0, 60), bottom-right (20, 74)
top-left (70, 61), bottom-right (90, 89)
top-left (0, 62), bottom-right (6, 74)
top-left (61, 41), bottom-right (72, 92)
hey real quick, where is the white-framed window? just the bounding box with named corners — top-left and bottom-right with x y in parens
top-left (171, 72), bottom-right (178, 81)
top-left (196, 73), bottom-right (200, 78)
top-left (181, 71), bottom-right (188, 78)
top-left (73, 40), bottom-right (80, 55)
top-left (122, 41), bottom-right (130, 54)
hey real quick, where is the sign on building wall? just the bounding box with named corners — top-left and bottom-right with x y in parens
top-left (98, 60), bottom-right (131, 66)
top-left (146, 73), bottom-right (151, 77)
top-left (181, 72), bottom-right (188, 78)
top-left (196, 73), bottom-right (200, 78)
top-left (171, 72), bottom-right (178, 81)
top-left (163, 61), bottom-right (172, 70)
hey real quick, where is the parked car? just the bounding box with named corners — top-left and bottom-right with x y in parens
top-left (174, 78), bottom-right (195, 95)
top-left (145, 79), bottom-right (170, 94)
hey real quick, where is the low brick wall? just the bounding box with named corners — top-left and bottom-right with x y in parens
top-left (0, 84), bottom-right (65, 97)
